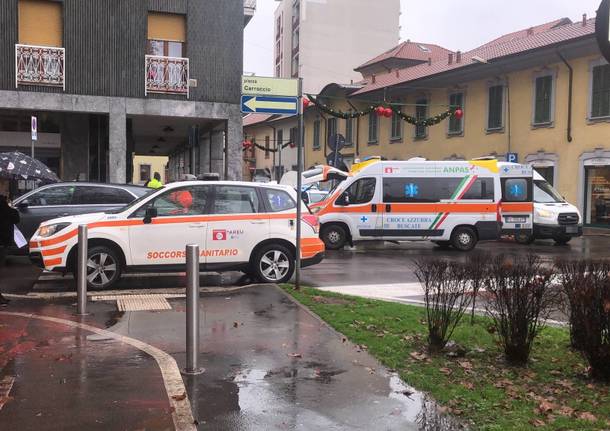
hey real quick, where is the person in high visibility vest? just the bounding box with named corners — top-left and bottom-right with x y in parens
top-left (147, 172), bottom-right (163, 189)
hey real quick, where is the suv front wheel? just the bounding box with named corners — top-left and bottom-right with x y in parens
top-left (253, 244), bottom-right (295, 283)
top-left (82, 245), bottom-right (122, 290)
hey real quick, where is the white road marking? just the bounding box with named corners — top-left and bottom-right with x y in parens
top-left (0, 312), bottom-right (196, 431)
top-left (318, 282), bottom-right (424, 301)
top-left (0, 376), bottom-right (15, 411)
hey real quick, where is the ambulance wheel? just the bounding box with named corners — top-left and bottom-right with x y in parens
top-left (451, 227), bottom-right (477, 251)
top-left (84, 246), bottom-right (122, 290)
top-left (515, 232), bottom-right (534, 245)
top-left (321, 225), bottom-right (347, 250)
top-left (253, 244), bottom-right (295, 284)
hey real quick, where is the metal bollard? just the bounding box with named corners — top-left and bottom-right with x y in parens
top-left (76, 225), bottom-right (88, 315)
top-left (184, 244), bottom-right (203, 375)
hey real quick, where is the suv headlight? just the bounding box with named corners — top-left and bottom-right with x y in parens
top-left (38, 223), bottom-right (71, 238)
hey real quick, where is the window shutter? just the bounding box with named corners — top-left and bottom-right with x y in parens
top-left (19, 0), bottom-right (63, 47)
top-left (148, 13), bottom-right (186, 42)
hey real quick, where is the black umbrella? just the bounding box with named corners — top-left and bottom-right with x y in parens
top-left (0, 151), bottom-right (59, 183)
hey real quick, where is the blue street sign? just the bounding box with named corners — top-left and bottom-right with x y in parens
top-left (507, 152), bottom-right (519, 163)
top-left (241, 95), bottom-right (299, 115)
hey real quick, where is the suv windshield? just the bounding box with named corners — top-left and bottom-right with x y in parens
top-left (105, 188), bottom-right (159, 214)
top-left (534, 180), bottom-right (564, 203)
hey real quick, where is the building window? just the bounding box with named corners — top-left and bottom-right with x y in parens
top-left (276, 16), bottom-right (282, 39)
top-left (289, 127), bottom-right (298, 146)
top-left (277, 129), bottom-right (284, 150)
top-left (533, 75), bottom-right (554, 125)
top-left (591, 62), bottom-right (610, 119)
top-left (291, 54), bottom-right (299, 77)
top-left (327, 118), bottom-right (337, 143)
top-left (415, 98), bottom-right (428, 139)
top-left (313, 120), bottom-right (321, 149)
top-left (19, 0), bottom-right (63, 46)
top-left (368, 114), bottom-right (378, 144)
top-left (147, 13), bottom-right (186, 57)
top-left (265, 136), bottom-right (270, 159)
top-left (448, 93), bottom-right (464, 134)
top-left (391, 108), bottom-right (402, 141)
top-left (292, 28), bottom-right (299, 51)
top-left (139, 164), bottom-right (151, 183)
top-left (345, 117), bottom-right (354, 145)
top-left (487, 85), bottom-right (504, 130)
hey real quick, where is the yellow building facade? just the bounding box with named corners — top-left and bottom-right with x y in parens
top-left (132, 155), bottom-right (168, 185)
top-left (301, 19), bottom-right (610, 226)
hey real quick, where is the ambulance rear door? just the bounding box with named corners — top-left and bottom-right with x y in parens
top-left (499, 164), bottom-right (534, 235)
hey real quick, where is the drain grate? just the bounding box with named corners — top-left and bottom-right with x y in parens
top-left (90, 294), bottom-right (175, 311)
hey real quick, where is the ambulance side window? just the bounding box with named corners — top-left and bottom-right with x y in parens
top-left (462, 178), bottom-right (495, 200)
top-left (344, 178), bottom-right (376, 204)
top-left (132, 186), bottom-right (210, 217)
top-left (265, 189), bottom-right (296, 212)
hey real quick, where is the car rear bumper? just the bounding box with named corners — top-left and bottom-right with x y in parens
top-left (301, 251), bottom-right (324, 268)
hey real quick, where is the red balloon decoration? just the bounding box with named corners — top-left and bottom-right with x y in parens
top-left (302, 98), bottom-right (311, 109)
top-left (454, 108), bottom-right (464, 120)
top-left (384, 108), bottom-right (393, 118)
top-left (242, 140), bottom-right (252, 149)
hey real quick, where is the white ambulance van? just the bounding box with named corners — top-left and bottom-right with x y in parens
top-left (513, 170), bottom-right (582, 245)
top-left (305, 159), bottom-right (534, 251)
top-left (29, 181), bottom-right (325, 289)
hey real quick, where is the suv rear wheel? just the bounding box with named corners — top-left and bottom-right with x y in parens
top-left (321, 224), bottom-right (347, 250)
top-left (450, 227), bottom-right (478, 251)
top-left (253, 243), bottom-right (295, 283)
top-left (515, 232), bottom-right (534, 245)
top-left (83, 246), bottom-right (122, 290)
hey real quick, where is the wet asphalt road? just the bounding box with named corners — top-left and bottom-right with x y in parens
top-left (3, 235), bottom-right (610, 295)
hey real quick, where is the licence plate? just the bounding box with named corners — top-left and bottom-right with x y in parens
top-left (565, 225), bottom-right (578, 234)
top-left (506, 216), bottom-right (527, 223)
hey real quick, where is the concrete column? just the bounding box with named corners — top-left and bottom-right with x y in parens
top-left (60, 113), bottom-right (90, 181)
top-left (226, 107), bottom-right (243, 180)
top-left (210, 129), bottom-right (224, 179)
top-left (109, 100), bottom-right (127, 183)
top-left (199, 133), bottom-right (211, 174)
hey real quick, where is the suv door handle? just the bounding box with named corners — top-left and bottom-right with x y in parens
top-left (386, 204), bottom-right (391, 213)
top-left (188, 223), bottom-right (204, 228)
top-left (56, 213), bottom-right (70, 217)
top-left (250, 220), bottom-right (266, 225)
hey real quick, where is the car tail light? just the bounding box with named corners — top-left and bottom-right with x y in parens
top-left (302, 214), bottom-right (319, 233)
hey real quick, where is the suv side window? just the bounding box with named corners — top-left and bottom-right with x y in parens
top-left (27, 186), bottom-right (75, 206)
top-left (344, 178), bottom-right (376, 204)
top-left (72, 186), bottom-right (134, 205)
top-left (265, 189), bottom-right (296, 212)
top-left (132, 186), bottom-right (210, 217)
top-left (213, 186), bottom-right (260, 214)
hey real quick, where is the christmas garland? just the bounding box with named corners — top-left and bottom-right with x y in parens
top-left (243, 141), bottom-right (295, 153)
top-left (391, 106), bottom-right (457, 127)
top-left (306, 94), bottom-right (461, 126)
top-left (307, 95), bottom-right (374, 119)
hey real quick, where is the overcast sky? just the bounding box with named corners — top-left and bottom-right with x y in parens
top-left (244, 0), bottom-right (602, 76)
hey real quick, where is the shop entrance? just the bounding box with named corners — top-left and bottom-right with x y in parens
top-left (584, 165), bottom-right (610, 226)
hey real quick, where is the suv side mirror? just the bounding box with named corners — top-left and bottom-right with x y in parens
top-left (336, 193), bottom-right (350, 206)
top-left (143, 207), bottom-right (158, 224)
top-left (17, 200), bottom-right (29, 209)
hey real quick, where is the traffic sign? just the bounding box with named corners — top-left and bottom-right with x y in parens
top-left (31, 116), bottom-right (37, 141)
top-left (242, 76), bottom-right (299, 97)
top-left (596, 0), bottom-right (610, 63)
top-left (329, 134), bottom-right (346, 151)
top-left (327, 151), bottom-right (344, 168)
top-left (241, 95), bottom-right (299, 115)
top-left (507, 152), bottom-right (519, 163)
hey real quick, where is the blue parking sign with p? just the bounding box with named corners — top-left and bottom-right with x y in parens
top-left (507, 153), bottom-right (519, 163)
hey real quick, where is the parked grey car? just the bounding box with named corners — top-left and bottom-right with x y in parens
top-left (13, 182), bottom-right (150, 244)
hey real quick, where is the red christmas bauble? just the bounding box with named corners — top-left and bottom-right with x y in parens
top-left (376, 106), bottom-right (385, 116)
top-left (242, 140), bottom-right (252, 149)
top-left (302, 98), bottom-right (311, 108)
top-left (384, 108), bottom-right (393, 117)
top-left (454, 108), bottom-right (464, 120)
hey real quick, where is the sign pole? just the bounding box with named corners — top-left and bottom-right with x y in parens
top-left (31, 115), bottom-right (37, 158)
top-left (295, 78), bottom-right (304, 290)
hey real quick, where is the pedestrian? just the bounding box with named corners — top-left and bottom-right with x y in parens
top-left (0, 195), bottom-right (20, 305)
top-left (147, 172), bottom-right (163, 189)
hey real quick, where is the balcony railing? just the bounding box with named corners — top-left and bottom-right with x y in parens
top-left (15, 44), bottom-right (65, 89)
top-left (145, 55), bottom-right (189, 97)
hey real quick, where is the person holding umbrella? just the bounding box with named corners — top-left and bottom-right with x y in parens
top-left (0, 194), bottom-right (20, 304)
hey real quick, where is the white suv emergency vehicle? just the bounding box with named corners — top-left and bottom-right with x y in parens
top-left (29, 181), bottom-right (324, 289)
top-left (304, 159), bottom-right (534, 251)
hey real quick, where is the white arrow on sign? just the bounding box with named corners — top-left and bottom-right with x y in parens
top-left (241, 95), bottom-right (298, 115)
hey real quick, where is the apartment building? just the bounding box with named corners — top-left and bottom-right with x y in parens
top-left (0, 0), bottom-right (253, 188)
top-left (273, 0), bottom-right (400, 94)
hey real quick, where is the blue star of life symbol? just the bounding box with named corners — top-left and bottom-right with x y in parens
top-left (503, 166), bottom-right (510, 173)
top-left (360, 216), bottom-right (369, 223)
top-left (405, 183), bottom-right (419, 198)
top-left (510, 183), bottom-right (524, 197)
